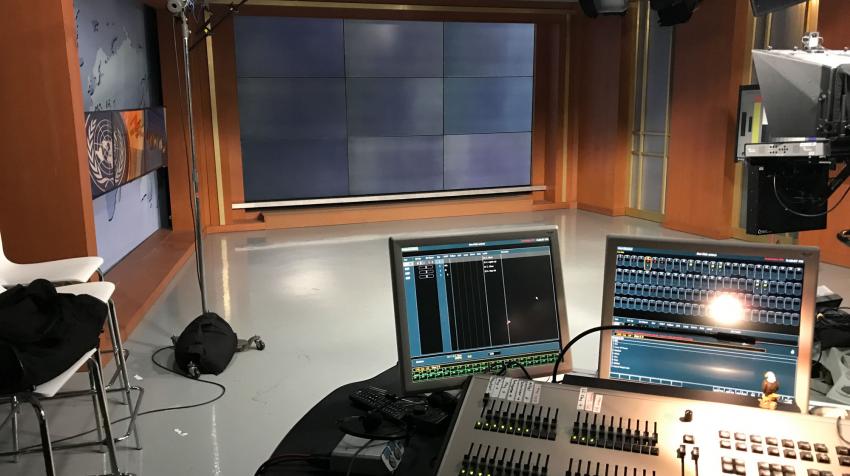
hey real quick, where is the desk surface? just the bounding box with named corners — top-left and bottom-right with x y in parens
top-left (262, 366), bottom-right (448, 475)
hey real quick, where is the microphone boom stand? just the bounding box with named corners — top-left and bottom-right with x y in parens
top-left (175, 7), bottom-right (209, 313)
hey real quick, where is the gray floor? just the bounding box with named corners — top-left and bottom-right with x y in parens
top-left (2, 209), bottom-right (849, 475)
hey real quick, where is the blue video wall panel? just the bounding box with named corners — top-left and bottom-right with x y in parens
top-left (349, 136), bottom-right (444, 195)
top-left (344, 20), bottom-right (443, 78)
top-left (444, 23), bottom-right (534, 77)
top-left (444, 133), bottom-right (532, 190)
top-left (444, 77), bottom-right (533, 135)
top-left (242, 139), bottom-right (349, 201)
top-left (237, 78), bottom-right (347, 140)
top-left (235, 17), bottom-right (535, 202)
top-left (235, 17), bottom-right (344, 78)
top-left (347, 78), bottom-right (443, 136)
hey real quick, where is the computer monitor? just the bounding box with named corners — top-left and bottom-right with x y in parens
top-left (598, 236), bottom-right (819, 410)
top-left (390, 227), bottom-right (571, 394)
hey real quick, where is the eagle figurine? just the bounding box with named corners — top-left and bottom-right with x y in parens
top-left (759, 371), bottom-right (780, 410)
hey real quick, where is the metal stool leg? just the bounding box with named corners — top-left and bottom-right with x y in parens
top-left (104, 300), bottom-right (129, 404)
top-left (25, 395), bottom-right (56, 476)
top-left (89, 366), bottom-right (106, 453)
top-left (88, 353), bottom-right (128, 476)
top-left (10, 397), bottom-right (19, 462)
top-left (106, 300), bottom-right (141, 450)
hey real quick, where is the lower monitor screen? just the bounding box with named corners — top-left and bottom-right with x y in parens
top-left (609, 317), bottom-right (799, 403)
top-left (606, 245), bottom-right (806, 404)
top-left (400, 237), bottom-right (562, 384)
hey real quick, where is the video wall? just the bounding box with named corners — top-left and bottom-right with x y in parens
top-left (234, 17), bottom-right (535, 203)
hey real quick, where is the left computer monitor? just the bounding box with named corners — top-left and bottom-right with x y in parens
top-left (390, 227), bottom-right (571, 394)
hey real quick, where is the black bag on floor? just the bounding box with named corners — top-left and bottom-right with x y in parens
top-left (0, 279), bottom-right (107, 394)
top-left (173, 312), bottom-right (238, 377)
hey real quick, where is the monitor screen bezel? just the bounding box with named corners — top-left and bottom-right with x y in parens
top-left (390, 226), bottom-right (572, 395)
top-left (597, 235), bottom-right (819, 411)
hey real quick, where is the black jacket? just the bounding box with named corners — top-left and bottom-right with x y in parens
top-left (0, 279), bottom-right (107, 394)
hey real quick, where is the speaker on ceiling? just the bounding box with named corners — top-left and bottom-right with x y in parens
top-left (578, 0), bottom-right (628, 18)
top-left (650, 0), bottom-right (702, 26)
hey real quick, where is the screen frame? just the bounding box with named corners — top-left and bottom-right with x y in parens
top-left (390, 226), bottom-right (572, 395)
top-left (597, 235), bottom-right (819, 412)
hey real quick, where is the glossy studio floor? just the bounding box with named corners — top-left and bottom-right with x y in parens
top-left (2, 209), bottom-right (849, 476)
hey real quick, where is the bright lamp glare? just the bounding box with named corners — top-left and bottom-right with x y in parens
top-left (708, 293), bottom-right (744, 324)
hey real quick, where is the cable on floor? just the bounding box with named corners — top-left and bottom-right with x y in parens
top-left (14, 346), bottom-right (226, 452)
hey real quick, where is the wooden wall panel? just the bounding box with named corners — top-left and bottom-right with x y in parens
top-left (798, 0), bottom-right (850, 267)
top-left (573, 14), bottom-right (631, 216)
top-left (663, 0), bottom-right (750, 239)
top-left (157, 11), bottom-right (221, 232)
top-left (157, 11), bottom-right (195, 233)
top-left (0, 0), bottom-right (97, 263)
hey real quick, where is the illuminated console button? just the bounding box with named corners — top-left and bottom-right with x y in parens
top-left (719, 431), bottom-right (731, 439)
top-left (815, 444), bottom-right (829, 453)
top-left (783, 440), bottom-right (796, 449)
top-left (767, 438), bottom-right (780, 446)
top-left (736, 433), bottom-right (747, 441)
top-left (684, 435), bottom-right (695, 444)
top-left (768, 447), bottom-right (781, 457)
top-left (737, 442), bottom-right (748, 452)
top-left (752, 444), bottom-right (764, 454)
top-left (751, 435), bottom-right (764, 444)
top-left (799, 442), bottom-right (812, 451)
top-left (721, 440), bottom-right (732, 449)
top-left (837, 446), bottom-right (850, 456)
top-left (817, 453), bottom-right (831, 464)
top-left (784, 449), bottom-right (797, 459)
top-left (801, 452), bottom-right (814, 461)
top-left (839, 456), bottom-right (850, 467)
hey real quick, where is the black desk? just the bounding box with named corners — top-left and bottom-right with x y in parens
top-left (262, 366), bottom-right (448, 475)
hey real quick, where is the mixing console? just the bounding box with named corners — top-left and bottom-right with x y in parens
top-left (435, 375), bottom-right (850, 476)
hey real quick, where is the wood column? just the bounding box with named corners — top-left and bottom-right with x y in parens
top-left (572, 13), bottom-right (632, 216)
top-left (0, 0), bottom-right (97, 263)
top-left (798, 0), bottom-right (850, 267)
top-left (662, 0), bottom-right (751, 239)
top-left (156, 10), bottom-right (220, 232)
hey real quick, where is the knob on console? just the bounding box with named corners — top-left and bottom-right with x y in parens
top-left (680, 409), bottom-right (693, 422)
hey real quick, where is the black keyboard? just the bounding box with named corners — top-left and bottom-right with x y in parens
top-left (349, 386), bottom-right (450, 433)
